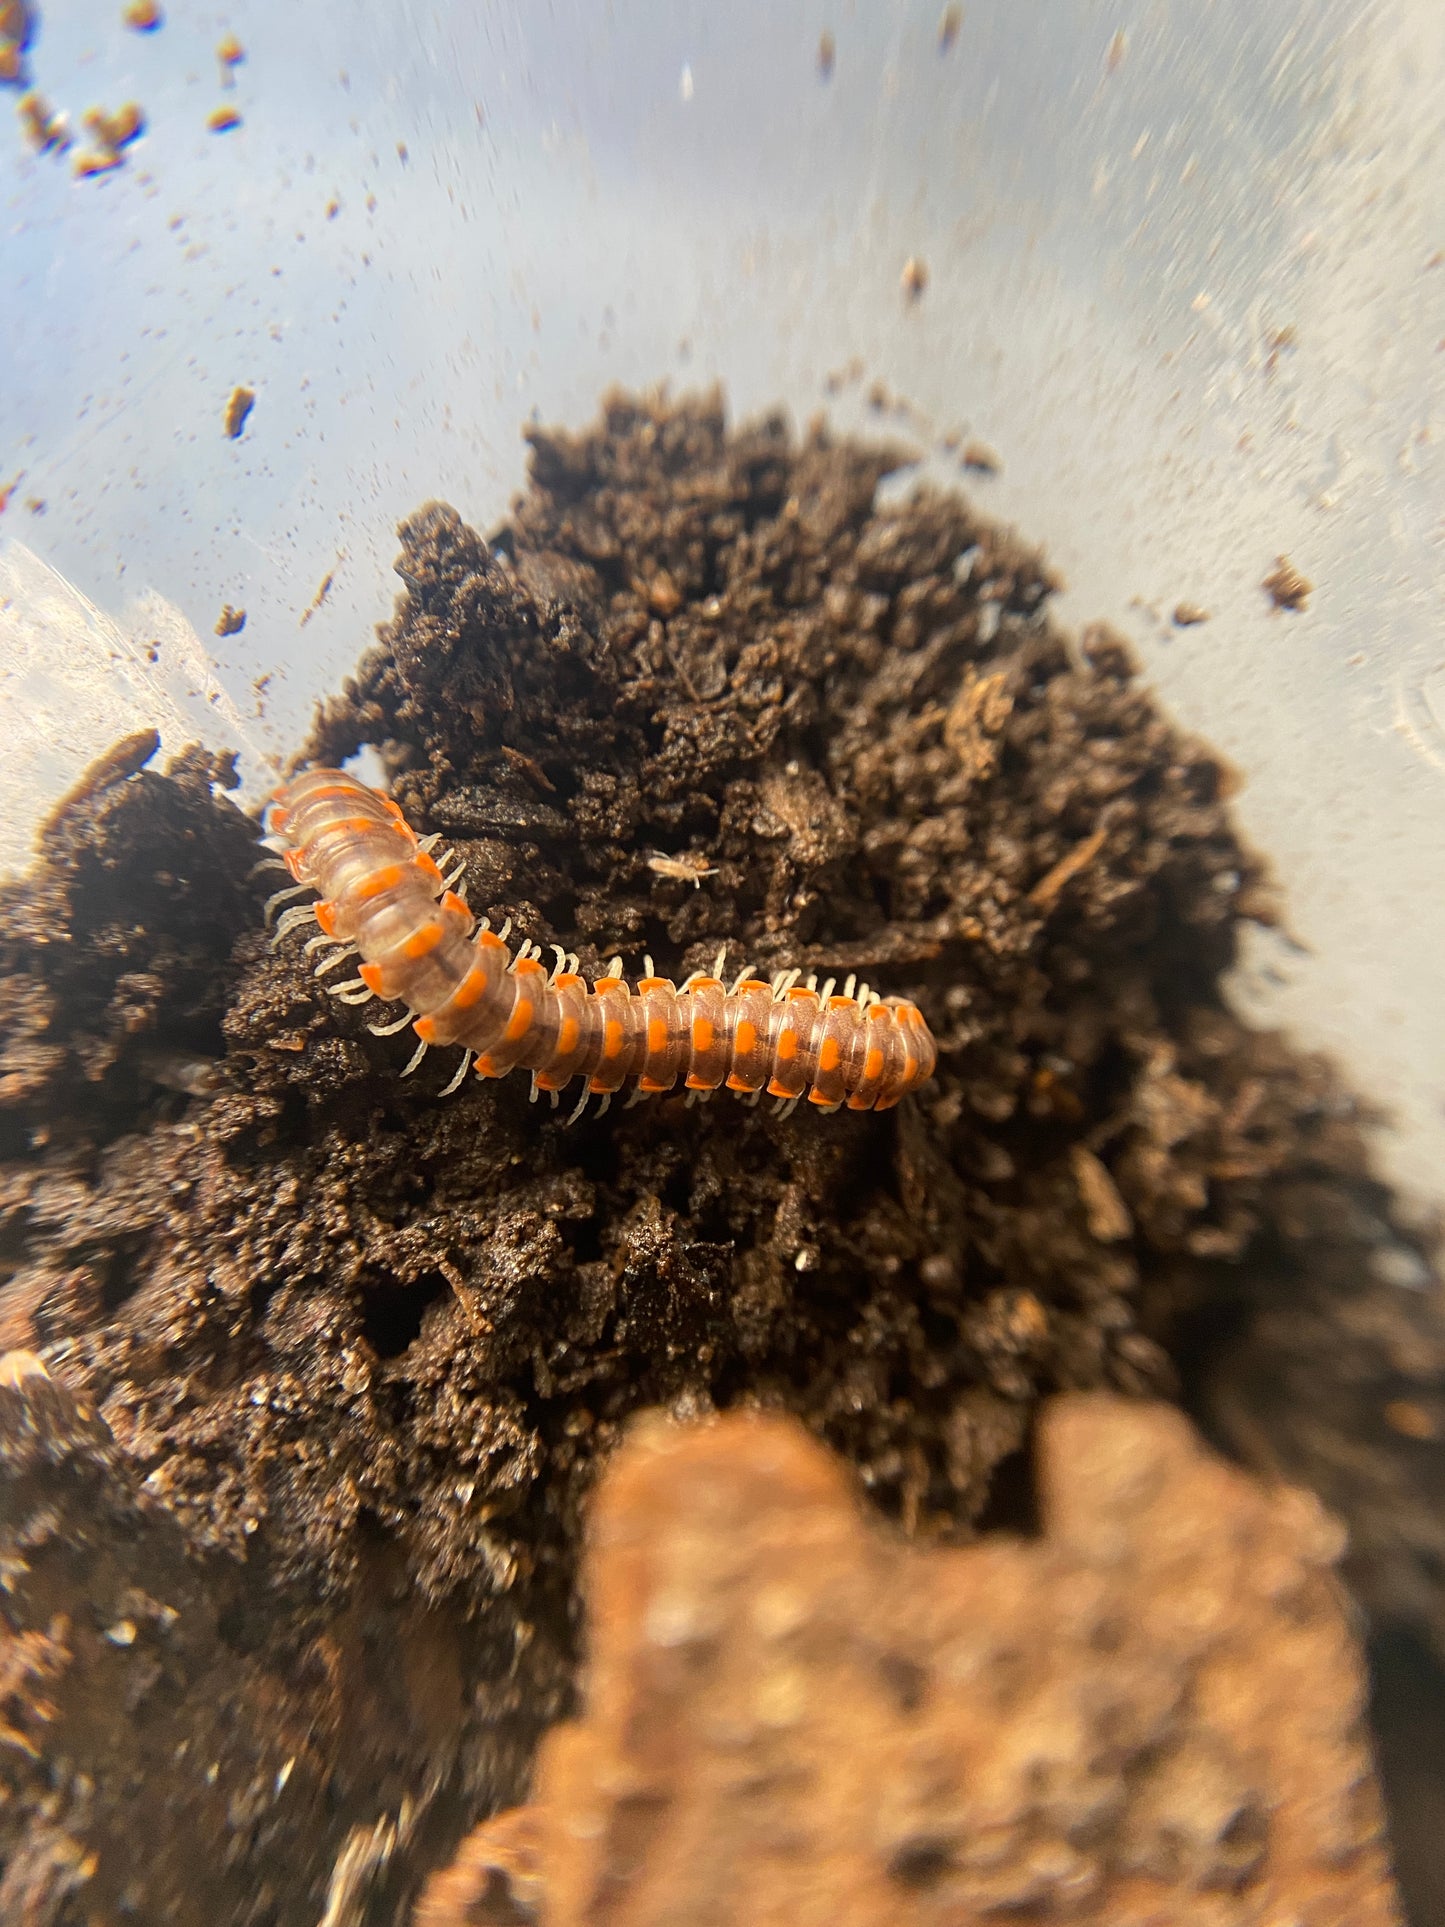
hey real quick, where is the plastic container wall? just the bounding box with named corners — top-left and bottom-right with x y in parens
top-left (2, 0), bottom-right (1442, 1207)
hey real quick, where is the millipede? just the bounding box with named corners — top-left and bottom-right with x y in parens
top-left (258, 768), bottom-right (938, 1123)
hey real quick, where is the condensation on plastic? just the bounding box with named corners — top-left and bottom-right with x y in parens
top-left (1, 0), bottom-right (1442, 1207)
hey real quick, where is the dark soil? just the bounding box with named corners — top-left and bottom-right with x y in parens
top-left (1, 387), bottom-right (1441, 1924)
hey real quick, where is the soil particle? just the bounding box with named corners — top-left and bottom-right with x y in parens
top-left (0, 387), bottom-right (1439, 1916)
top-left (961, 437), bottom-right (1001, 475)
top-left (1263, 555), bottom-right (1313, 611)
top-left (224, 385), bottom-right (256, 440)
top-left (0, 0), bottom-right (33, 86)
top-left (81, 101), bottom-right (144, 152)
top-left (17, 90), bottom-right (66, 153)
top-left (300, 570), bottom-right (335, 627)
top-left (71, 100), bottom-right (146, 178)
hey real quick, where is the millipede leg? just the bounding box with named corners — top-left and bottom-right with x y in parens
top-left (273, 903), bottom-right (320, 943)
top-left (400, 1038), bottom-right (428, 1077)
top-left (595, 1093), bottom-right (612, 1118)
top-left (438, 1050), bottom-right (473, 1097)
top-left (564, 1087), bottom-right (590, 1128)
top-left (368, 1011), bottom-right (414, 1037)
top-left (313, 948), bottom-right (357, 978)
top-left (334, 987), bottom-right (377, 1006)
top-left (263, 882), bottom-right (312, 925)
top-left (250, 857), bottom-right (291, 880)
top-left (642, 954), bottom-right (655, 980)
top-left (842, 973), bottom-right (857, 1001)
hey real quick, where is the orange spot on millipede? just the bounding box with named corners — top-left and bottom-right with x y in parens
top-left (401, 921), bottom-right (443, 962)
top-left (354, 864), bottom-right (405, 900)
top-left (452, 967), bottom-right (488, 1011)
top-left (504, 998), bottom-right (535, 1043)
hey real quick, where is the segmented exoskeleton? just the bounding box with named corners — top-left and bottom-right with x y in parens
top-left (260, 768), bottom-right (938, 1123)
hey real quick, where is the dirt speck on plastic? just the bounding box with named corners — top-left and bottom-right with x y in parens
top-left (0, 389), bottom-right (1439, 1920)
top-left (224, 385), bottom-right (256, 440)
top-left (1263, 554), bottom-right (1313, 611)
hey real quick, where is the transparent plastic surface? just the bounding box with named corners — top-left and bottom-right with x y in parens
top-left (3, 0), bottom-right (1442, 1204)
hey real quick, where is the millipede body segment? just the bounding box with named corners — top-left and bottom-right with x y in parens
top-left (261, 769), bottom-right (937, 1119)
